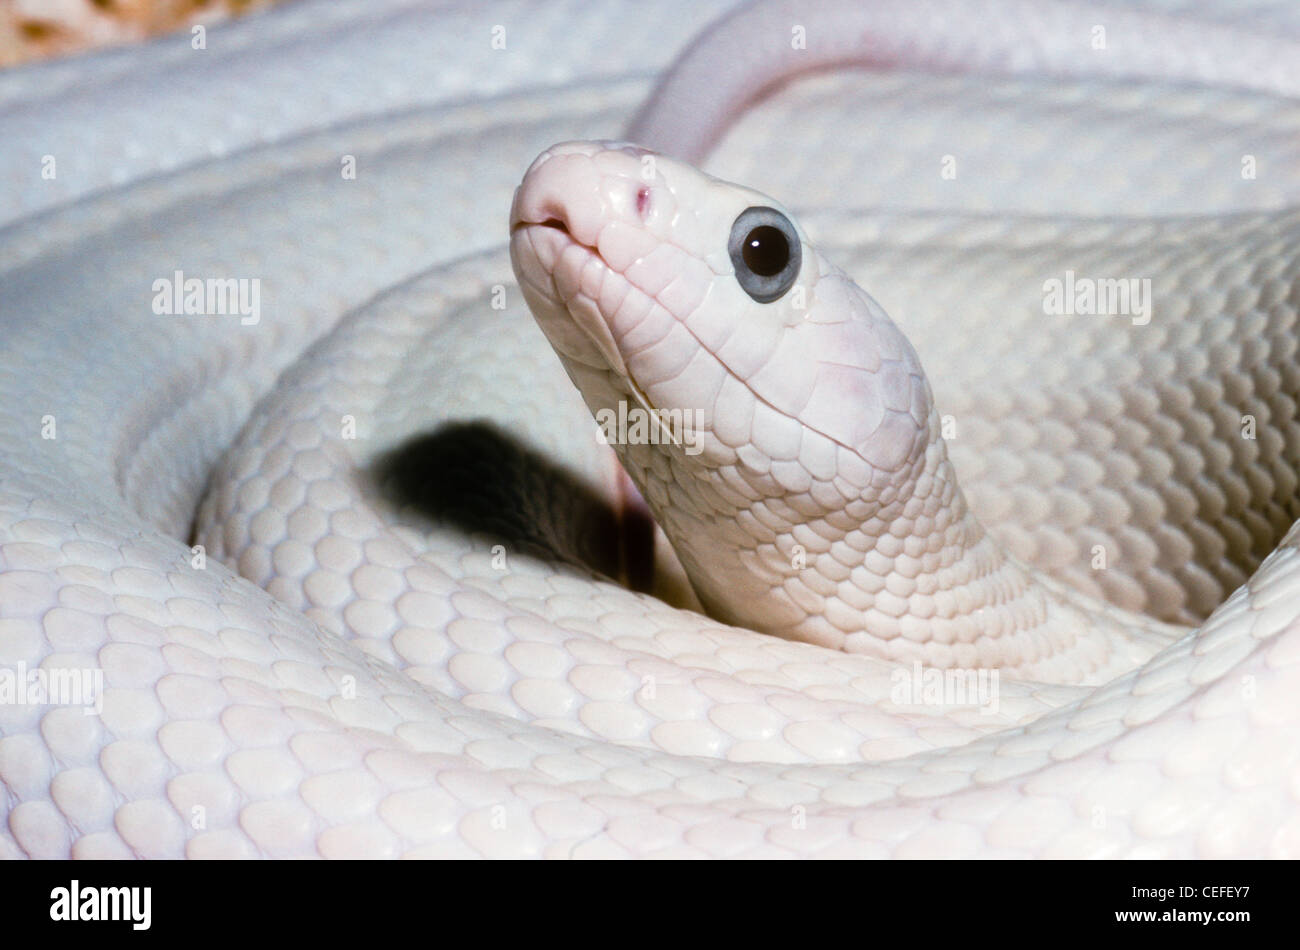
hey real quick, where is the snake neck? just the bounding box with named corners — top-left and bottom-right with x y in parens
top-left (621, 399), bottom-right (1179, 685)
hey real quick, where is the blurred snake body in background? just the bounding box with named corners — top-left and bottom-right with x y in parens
top-left (2, 0), bottom-right (1300, 857)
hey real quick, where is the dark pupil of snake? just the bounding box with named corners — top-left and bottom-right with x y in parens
top-left (742, 226), bottom-right (789, 277)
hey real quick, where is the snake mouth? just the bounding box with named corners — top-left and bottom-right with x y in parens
top-left (509, 216), bottom-right (569, 236)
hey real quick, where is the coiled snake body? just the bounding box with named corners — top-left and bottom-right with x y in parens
top-left (2, 0), bottom-right (1300, 858)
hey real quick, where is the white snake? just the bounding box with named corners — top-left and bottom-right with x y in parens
top-left (2, 0), bottom-right (1300, 858)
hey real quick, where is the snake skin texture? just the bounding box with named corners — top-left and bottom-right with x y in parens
top-left (2, 0), bottom-right (1300, 858)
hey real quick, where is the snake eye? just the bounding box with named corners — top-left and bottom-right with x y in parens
top-left (728, 206), bottom-right (801, 303)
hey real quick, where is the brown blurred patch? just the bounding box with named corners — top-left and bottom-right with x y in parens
top-left (0, 0), bottom-right (285, 68)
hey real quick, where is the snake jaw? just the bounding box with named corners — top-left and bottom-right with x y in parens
top-left (510, 219), bottom-right (631, 379)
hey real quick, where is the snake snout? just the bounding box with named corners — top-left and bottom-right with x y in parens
top-left (510, 140), bottom-right (665, 251)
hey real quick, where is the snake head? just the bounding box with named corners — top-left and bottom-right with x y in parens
top-left (509, 140), bottom-right (933, 491)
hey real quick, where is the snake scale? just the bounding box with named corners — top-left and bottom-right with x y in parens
top-left (2, 0), bottom-right (1300, 858)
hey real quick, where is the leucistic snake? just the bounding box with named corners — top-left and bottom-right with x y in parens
top-left (2, 0), bottom-right (1299, 858)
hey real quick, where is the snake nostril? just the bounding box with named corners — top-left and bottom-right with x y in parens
top-left (539, 217), bottom-right (570, 234)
